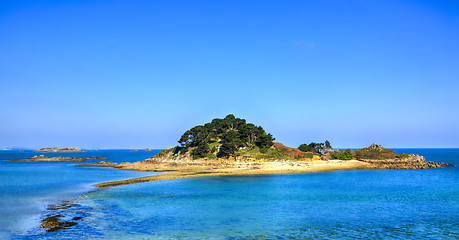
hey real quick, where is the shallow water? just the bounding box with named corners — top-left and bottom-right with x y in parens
top-left (0, 150), bottom-right (160, 239)
top-left (2, 149), bottom-right (458, 239)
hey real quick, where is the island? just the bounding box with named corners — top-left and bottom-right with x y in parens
top-left (77, 114), bottom-right (455, 187)
top-left (11, 155), bottom-right (106, 162)
top-left (36, 147), bottom-right (86, 152)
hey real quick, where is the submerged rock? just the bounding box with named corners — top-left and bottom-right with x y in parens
top-left (40, 215), bottom-right (77, 232)
top-left (39, 202), bottom-right (84, 233)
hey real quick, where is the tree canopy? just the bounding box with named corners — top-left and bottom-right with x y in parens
top-left (298, 140), bottom-right (333, 154)
top-left (179, 114), bottom-right (275, 158)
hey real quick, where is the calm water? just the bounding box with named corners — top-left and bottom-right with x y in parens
top-left (1, 149), bottom-right (458, 239)
top-left (0, 149), bottom-right (160, 239)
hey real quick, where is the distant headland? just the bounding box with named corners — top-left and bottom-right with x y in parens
top-left (36, 147), bottom-right (85, 153)
top-left (77, 114), bottom-right (455, 187)
top-left (11, 155), bottom-right (106, 162)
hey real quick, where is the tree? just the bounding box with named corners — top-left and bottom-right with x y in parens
top-left (191, 142), bottom-right (210, 159)
top-left (178, 125), bottom-right (209, 147)
top-left (255, 133), bottom-right (275, 148)
top-left (177, 114), bottom-right (276, 158)
top-left (298, 144), bottom-right (313, 152)
top-left (238, 124), bottom-right (258, 146)
top-left (299, 141), bottom-right (332, 154)
top-left (218, 130), bottom-right (243, 157)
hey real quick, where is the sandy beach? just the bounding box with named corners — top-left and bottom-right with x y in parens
top-left (78, 159), bottom-right (372, 187)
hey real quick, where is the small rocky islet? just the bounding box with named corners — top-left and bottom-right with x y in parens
top-left (36, 147), bottom-right (85, 152)
top-left (10, 155), bottom-right (106, 162)
top-left (340, 143), bottom-right (454, 169)
top-left (77, 115), bottom-right (454, 188)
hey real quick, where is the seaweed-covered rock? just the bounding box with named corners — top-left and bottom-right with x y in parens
top-left (40, 215), bottom-right (77, 232)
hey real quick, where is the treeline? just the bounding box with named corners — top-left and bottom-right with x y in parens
top-left (298, 140), bottom-right (332, 154)
top-left (178, 114), bottom-right (275, 158)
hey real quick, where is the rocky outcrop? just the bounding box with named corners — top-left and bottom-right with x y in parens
top-left (40, 202), bottom-right (82, 232)
top-left (40, 215), bottom-right (77, 232)
top-left (145, 147), bottom-right (193, 163)
top-left (358, 154), bottom-right (455, 169)
top-left (354, 143), bottom-right (408, 159)
top-left (365, 143), bottom-right (386, 152)
top-left (10, 155), bottom-right (106, 162)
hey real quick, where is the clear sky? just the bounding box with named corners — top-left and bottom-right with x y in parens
top-left (1, 0), bottom-right (458, 149)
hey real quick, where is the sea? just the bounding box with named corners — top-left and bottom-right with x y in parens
top-left (0, 149), bottom-right (457, 239)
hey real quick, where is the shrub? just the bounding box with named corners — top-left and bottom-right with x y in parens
top-left (331, 151), bottom-right (354, 160)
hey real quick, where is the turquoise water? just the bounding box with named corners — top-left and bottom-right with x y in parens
top-left (0, 150), bottom-right (160, 239)
top-left (1, 149), bottom-right (458, 239)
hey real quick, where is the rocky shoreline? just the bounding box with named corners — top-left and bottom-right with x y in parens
top-left (75, 151), bottom-right (455, 188)
top-left (358, 154), bottom-right (455, 169)
top-left (10, 155), bottom-right (106, 162)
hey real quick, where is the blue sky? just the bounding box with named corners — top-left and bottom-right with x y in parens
top-left (1, 0), bottom-right (458, 149)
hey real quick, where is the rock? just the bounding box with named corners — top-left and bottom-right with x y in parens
top-left (40, 215), bottom-right (62, 230)
top-left (367, 143), bottom-right (386, 152)
top-left (358, 154), bottom-right (455, 169)
top-left (40, 215), bottom-right (77, 232)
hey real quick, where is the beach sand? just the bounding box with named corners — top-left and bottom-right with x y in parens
top-left (78, 159), bottom-right (371, 187)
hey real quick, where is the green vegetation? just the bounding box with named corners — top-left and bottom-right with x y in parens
top-left (353, 143), bottom-right (408, 160)
top-left (331, 150), bottom-right (354, 160)
top-left (191, 143), bottom-right (210, 159)
top-left (298, 140), bottom-right (332, 154)
top-left (168, 118), bottom-right (410, 162)
top-left (237, 146), bottom-right (286, 159)
top-left (179, 114), bottom-right (275, 158)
